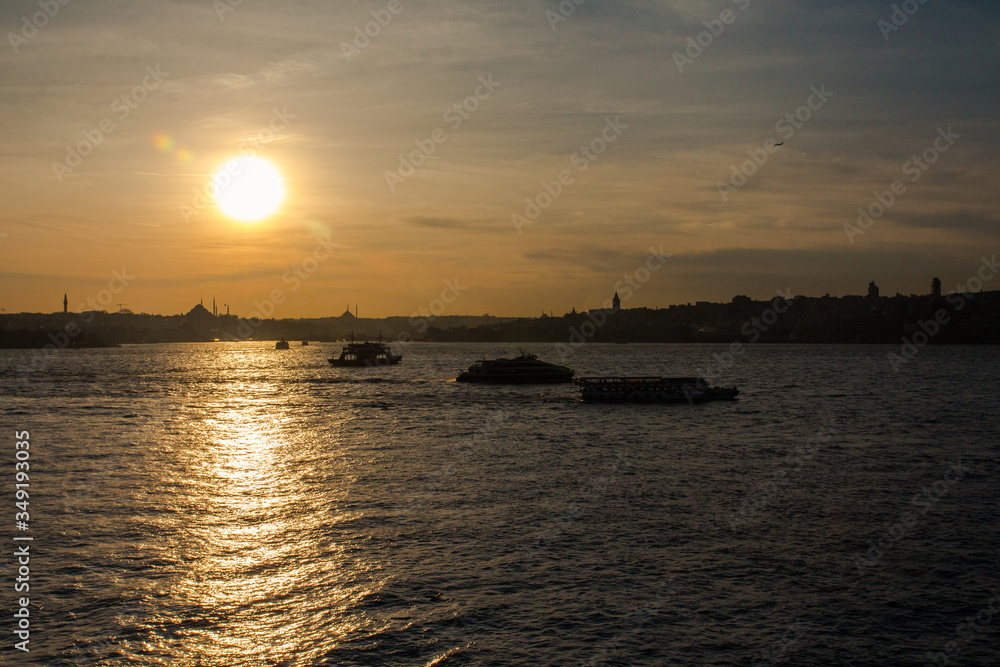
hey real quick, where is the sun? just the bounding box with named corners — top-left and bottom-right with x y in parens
top-left (213, 156), bottom-right (285, 222)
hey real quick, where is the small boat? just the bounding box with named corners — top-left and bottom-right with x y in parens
top-left (275, 337), bottom-right (290, 350)
top-left (301, 341), bottom-right (309, 346)
top-left (574, 377), bottom-right (739, 403)
top-left (328, 338), bottom-right (401, 367)
top-left (456, 352), bottom-right (574, 383)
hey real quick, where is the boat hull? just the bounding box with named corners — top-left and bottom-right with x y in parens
top-left (455, 353), bottom-right (574, 384)
top-left (456, 371), bottom-right (573, 384)
top-left (328, 357), bottom-right (402, 367)
top-left (328, 340), bottom-right (402, 367)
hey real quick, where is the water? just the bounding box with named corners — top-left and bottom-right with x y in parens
top-left (1, 342), bottom-right (998, 665)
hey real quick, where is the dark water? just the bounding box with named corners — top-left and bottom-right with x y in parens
top-left (1, 342), bottom-right (998, 665)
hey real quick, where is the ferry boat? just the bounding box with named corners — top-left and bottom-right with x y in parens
top-left (275, 337), bottom-right (290, 350)
top-left (456, 352), bottom-right (574, 383)
top-left (328, 339), bottom-right (402, 367)
top-left (574, 376), bottom-right (739, 403)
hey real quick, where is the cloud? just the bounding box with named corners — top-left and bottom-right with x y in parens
top-left (407, 216), bottom-right (470, 230)
top-left (0, 0), bottom-right (998, 315)
top-left (892, 210), bottom-right (1000, 235)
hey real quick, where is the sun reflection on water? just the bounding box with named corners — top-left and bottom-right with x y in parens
top-left (146, 366), bottom-right (375, 664)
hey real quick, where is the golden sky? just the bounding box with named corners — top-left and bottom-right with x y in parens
top-left (2, 0), bottom-right (998, 317)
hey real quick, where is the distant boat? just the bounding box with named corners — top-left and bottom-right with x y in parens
top-left (67, 340), bottom-right (121, 349)
top-left (574, 377), bottom-right (739, 403)
top-left (275, 337), bottom-right (290, 350)
top-left (301, 341), bottom-right (309, 346)
top-left (328, 339), bottom-right (401, 367)
top-left (456, 352), bottom-right (574, 383)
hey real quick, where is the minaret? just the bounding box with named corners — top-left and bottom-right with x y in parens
top-left (213, 298), bottom-right (217, 317)
top-left (612, 291), bottom-right (621, 312)
top-left (63, 293), bottom-right (68, 314)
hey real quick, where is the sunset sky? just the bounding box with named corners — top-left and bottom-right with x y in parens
top-left (2, 0), bottom-right (997, 318)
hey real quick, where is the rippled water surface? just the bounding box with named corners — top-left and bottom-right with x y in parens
top-left (2, 342), bottom-right (999, 665)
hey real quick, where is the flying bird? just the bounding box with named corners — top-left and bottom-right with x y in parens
top-left (775, 142), bottom-right (784, 146)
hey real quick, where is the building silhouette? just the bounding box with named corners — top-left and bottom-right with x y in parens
top-left (63, 293), bottom-right (68, 314)
top-left (612, 291), bottom-right (621, 312)
top-left (931, 277), bottom-right (941, 298)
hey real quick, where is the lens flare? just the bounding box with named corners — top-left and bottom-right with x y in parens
top-left (152, 133), bottom-right (194, 163)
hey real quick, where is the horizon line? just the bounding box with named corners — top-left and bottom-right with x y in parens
top-left (6, 287), bottom-right (995, 321)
